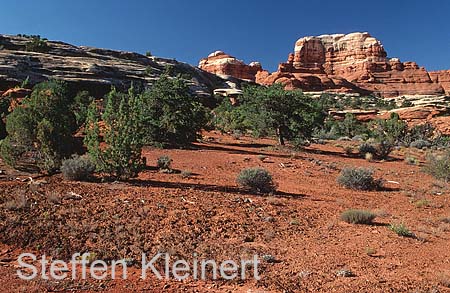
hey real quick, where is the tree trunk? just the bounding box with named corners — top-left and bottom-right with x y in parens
top-left (277, 127), bottom-right (285, 145)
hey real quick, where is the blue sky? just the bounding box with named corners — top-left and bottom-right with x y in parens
top-left (1, 0), bottom-right (449, 71)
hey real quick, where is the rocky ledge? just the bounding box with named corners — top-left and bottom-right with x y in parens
top-left (0, 34), bottom-right (238, 99)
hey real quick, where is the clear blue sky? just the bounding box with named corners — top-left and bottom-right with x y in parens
top-left (1, 0), bottom-right (449, 72)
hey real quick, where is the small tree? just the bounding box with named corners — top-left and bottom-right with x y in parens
top-left (71, 91), bottom-right (95, 129)
top-left (370, 113), bottom-right (407, 159)
top-left (0, 80), bottom-right (75, 173)
top-left (85, 87), bottom-right (145, 180)
top-left (215, 84), bottom-right (325, 146)
top-left (141, 75), bottom-right (208, 147)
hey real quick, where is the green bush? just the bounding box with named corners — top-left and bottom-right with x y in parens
top-left (337, 167), bottom-right (382, 190)
top-left (358, 143), bottom-right (377, 156)
top-left (61, 155), bottom-right (95, 181)
top-left (237, 167), bottom-right (275, 194)
top-left (71, 91), bottom-right (94, 128)
top-left (0, 80), bottom-right (76, 173)
top-left (424, 152), bottom-right (450, 182)
top-left (340, 209), bottom-right (376, 224)
top-left (25, 35), bottom-right (49, 53)
top-left (141, 75), bottom-right (209, 147)
top-left (389, 223), bottom-right (414, 237)
top-left (157, 155), bottom-right (172, 170)
top-left (85, 87), bottom-right (145, 180)
top-left (369, 113), bottom-right (407, 159)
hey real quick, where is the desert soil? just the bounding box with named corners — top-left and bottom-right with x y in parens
top-left (0, 131), bottom-right (449, 292)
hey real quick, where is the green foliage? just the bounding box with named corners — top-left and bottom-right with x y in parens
top-left (0, 80), bottom-right (75, 173)
top-left (0, 96), bottom-right (10, 139)
top-left (340, 209), bottom-right (376, 224)
top-left (358, 142), bottom-right (377, 156)
top-left (85, 87), bottom-right (145, 180)
top-left (424, 152), bottom-right (450, 182)
top-left (403, 122), bottom-right (435, 146)
top-left (369, 113), bottom-right (407, 159)
top-left (157, 155), bottom-right (172, 170)
top-left (141, 75), bottom-right (208, 147)
top-left (25, 35), bottom-right (49, 53)
top-left (389, 223), bottom-right (414, 237)
top-left (236, 167), bottom-right (275, 194)
top-left (215, 84), bottom-right (325, 146)
top-left (61, 154), bottom-right (95, 181)
top-left (71, 91), bottom-right (94, 128)
top-left (337, 167), bottom-right (382, 190)
top-left (145, 51), bottom-right (152, 57)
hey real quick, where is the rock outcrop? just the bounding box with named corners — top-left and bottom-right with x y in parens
top-left (430, 70), bottom-right (450, 94)
top-left (0, 34), bottom-right (237, 99)
top-left (198, 51), bottom-right (266, 82)
top-left (201, 32), bottom-right (449, 98)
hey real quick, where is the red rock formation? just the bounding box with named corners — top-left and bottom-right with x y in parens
top-left (259, 32), bottom-right (445, 97)
top-left (198, 51), bottom-right (266, 82)
top-left (430, 70), bottom-right (450, 94)
top-left (200, 32), bottom-right (449, 98)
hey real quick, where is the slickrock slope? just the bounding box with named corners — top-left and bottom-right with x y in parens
top-left (198, 51), bottom-right (265, 82)
top-left (201, 32), bottom-right (448, 98)
top-left (0, 34), bottom-right (235, 98)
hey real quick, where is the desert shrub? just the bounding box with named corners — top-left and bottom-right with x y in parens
top-left (85, 87), bottom-right (145, 180)
top-left (145, 51), bottom-right (152, 57)
top-left (61, 155), bottom-right (95, 181)
top-left (343, 146), bottom-right (353, 155)
top-left (409, 139), bottom-right (431, 149)
top-left (365, 152), bottom-right (374, 162)
top-left (0, 80), bottom-right (76, 173)
top-left (337, 167), bottom-right (382, 190)
top-left (424, 152), bottom-right (450, 182)
top-left (141, 75), bottom-right (208, 147)
top-left (432, 135), bottom-right (450, 148)
top-left (403, 122), bottom-right (435, 146)
top-left (369, 113), bottom-right (407, 159)
top-left (25, 35), bottom-right (49, 53)
top-left (157, 155), bottom-right (172, 170)
top-left (389, 223), bottom-right (414, 237)
top-left (405, 156), bottom-right (418, 165)
top-left (237, 167), bottom-right (275, 194)
top-left (340, 209), bottom-right (376, 224)
top-left (359, 143), bottom-right (377, 156)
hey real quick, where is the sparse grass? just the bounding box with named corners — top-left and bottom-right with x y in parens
top-left (389, 223), bottom-right (414, 237)
top-left (337, 167), bottom-right (383, 191)
top-left (364, 247), bottom-right (377, 256)
top-left (180, 170), bottom-right (193, 178)
top-left (365, 152), bottom-right (374, 162)
top-left (340, 209), bottom-right (376, 224)
top-left (414, 199), bottom-right (430, 208)
top-left (258, 154), bottom-right (268, 162)
top-left (236, 167), bottom-right (275, 194)
top-left (424, 152), bottom-right (450, 182)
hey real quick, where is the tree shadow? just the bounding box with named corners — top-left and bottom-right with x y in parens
top-left (128, 178), bottom-right (306, 199)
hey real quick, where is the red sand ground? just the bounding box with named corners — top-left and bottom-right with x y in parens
top-left (0, 131), bottom-right (449, 292)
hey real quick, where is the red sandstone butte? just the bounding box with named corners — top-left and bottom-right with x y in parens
top-left (200, 32), bottom-right (449, 98)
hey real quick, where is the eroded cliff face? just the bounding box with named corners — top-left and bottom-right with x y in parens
top-left (198, 51), bottom-right (265, 82)
top-left (200, 32), bottom-right (448, 98)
